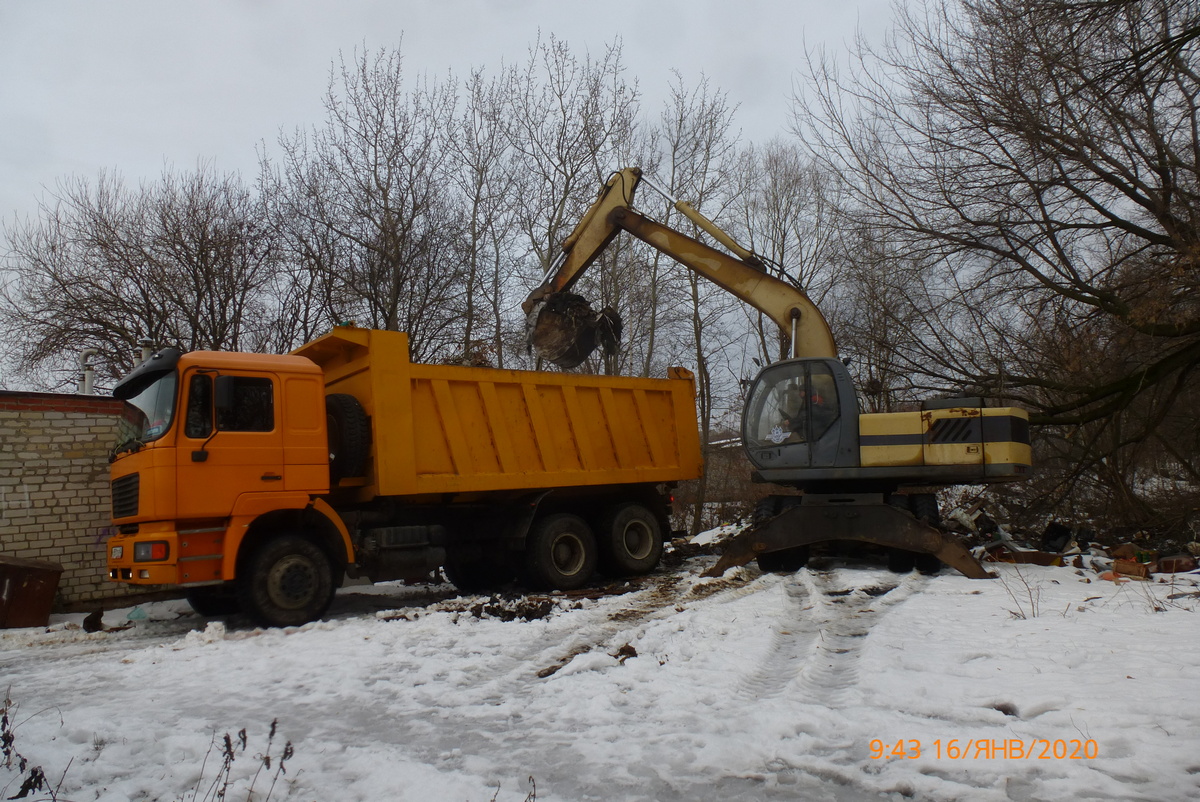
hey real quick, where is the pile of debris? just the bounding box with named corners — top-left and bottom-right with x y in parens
top-left (944, 500), bottom-right (1200, 580)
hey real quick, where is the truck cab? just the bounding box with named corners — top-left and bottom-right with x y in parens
top-left (107, 348), bottom-right (344, 593)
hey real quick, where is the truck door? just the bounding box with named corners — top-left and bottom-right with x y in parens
top-left (175, 370), bottom-right (284, 519)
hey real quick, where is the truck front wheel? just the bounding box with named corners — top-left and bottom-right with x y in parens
top-left (525, 514), bottom-right (597, 591)
top-left (598, 503), bottom-right (663, 576)
top-left (184, 584), bottom-right (241, 617)
top-left (238, 536), bottom-right (335, 627)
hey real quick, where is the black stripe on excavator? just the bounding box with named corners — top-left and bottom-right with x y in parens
top-left (929, 416), bottom-right (978, 443)
top-left (859, 415), bottom-right (1030, 447)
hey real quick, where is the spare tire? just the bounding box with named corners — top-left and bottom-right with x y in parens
top-left (326, 393), bottom-right (370, 481)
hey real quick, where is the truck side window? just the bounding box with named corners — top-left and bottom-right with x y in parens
top-left (185, 375), bottom-right (213, 439)
top-left (216, 377), bottom-right (275, 432)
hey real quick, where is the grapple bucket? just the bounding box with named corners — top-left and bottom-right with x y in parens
top-left (703, 493), bottom-right (994, 579)
top-left (528, 292), bottom-right (622, 369)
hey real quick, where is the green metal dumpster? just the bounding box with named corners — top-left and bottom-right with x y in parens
top-left (0, 556), bottom-right (63, 628)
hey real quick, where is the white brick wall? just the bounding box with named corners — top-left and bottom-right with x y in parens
top-left (1, 392), bottom-right (144, 607)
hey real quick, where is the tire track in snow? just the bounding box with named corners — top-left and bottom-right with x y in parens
top-left (722, 569), bottom-right (931, 798)
top-left (0, 618), bottom-right (204, 672)
top-left (734, 576), bottom-right (820, 703)
top-left (734, 569), bottom-right (927, 708)
top-left (307, 566), bottom-right (793, 799)
top-left (462, 567), bottom-right (782, 695)
top-left (794, 570), bottom-right (926, 707)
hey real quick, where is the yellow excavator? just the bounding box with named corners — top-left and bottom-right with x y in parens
top-left (523, 167), bottom-right (1032, 578)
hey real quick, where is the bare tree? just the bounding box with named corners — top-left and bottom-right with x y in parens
top-left (834, 226), bottom-right (932, 412)
top-left (505, 35), bottom-right (639, 272)
top-left (1, 165), bottom-right (274, 389)
top-left (503, 35), bottom-right (642, 374)
top-left (445, 68), bottom-right (519, 367)
top-left (795, 0), bottom-right (1200, 533)
top-left (644, 73), bottom-right (743, 534)
top-left (264, 47), bottom-right (466, 362)
top-left (800, 0), bottom-right (1200, 417)
top-left (729, 140), bottom-right (845, 365)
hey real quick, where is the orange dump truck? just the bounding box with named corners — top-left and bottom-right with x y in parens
top-left (105, 326), bottom-right (702, 626)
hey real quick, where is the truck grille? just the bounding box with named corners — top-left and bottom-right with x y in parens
top-left (111, 473), bottom-right (140, 519)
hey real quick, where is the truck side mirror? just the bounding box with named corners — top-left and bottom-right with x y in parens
top-left (192, 375), bottom-right (235, 463)
top-left (214, 375), bottom-right (236, 418)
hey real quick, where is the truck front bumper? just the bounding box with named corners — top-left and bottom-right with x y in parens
top-left (107, 525), bottom-right (227, 586)
top-left (107, 531), bottom-right (180, 584)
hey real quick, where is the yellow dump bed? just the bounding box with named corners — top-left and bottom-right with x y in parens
top-left (294, 327), bottom-right (703, 501)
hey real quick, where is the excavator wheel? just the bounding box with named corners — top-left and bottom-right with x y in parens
top-left (887, 493), bottom-right (944, 574)
top-left (752, 495), bottom-right (782, 523)
top-left (757, 546), bottom-right (810, 573)
top-left (910, 493), bottom-right (942, 525)
top-left (909, 494), bottom-right (944, 573)
top-left (887, 549), bottom-right (916, 573)
top-left (751, 496), bottom-right (809, 573)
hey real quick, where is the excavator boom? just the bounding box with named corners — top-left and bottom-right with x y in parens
top-left (523, 167), bottom-right (836, 364)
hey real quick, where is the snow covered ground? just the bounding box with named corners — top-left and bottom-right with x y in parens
top-left (2, 540), bottom-right (1199, 802)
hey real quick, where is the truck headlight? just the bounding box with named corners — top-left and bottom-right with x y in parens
top-left (133, 541), bottom-right (169, 562)
top-left (110, 546), bottom-right (124, 560)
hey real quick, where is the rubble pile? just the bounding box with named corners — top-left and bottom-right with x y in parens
top-left (942, 499), bottom-right (1200, 582)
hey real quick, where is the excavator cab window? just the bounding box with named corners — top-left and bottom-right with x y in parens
top-left (743, 360), bottom-right (843, 467)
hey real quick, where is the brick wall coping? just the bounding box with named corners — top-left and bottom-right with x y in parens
top-left (0, 390), bottom-right (128, 416)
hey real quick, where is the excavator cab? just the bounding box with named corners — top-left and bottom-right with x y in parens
top-left (742, 358), bottom-right (860, 475)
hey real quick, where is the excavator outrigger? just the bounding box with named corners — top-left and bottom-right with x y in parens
top-left (523, 167), bottom-right (1032, 579)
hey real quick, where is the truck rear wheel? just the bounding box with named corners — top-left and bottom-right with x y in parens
top-left (597, 503), bottom-right (662, 576)
top-left (326, 393), bottom-right (370, 481)
top-left (444, 553), bottom-right (514, 594)
top-left (525, 514), bottom-right (597, 591)
top-left (238, 536), bottom-right (335, 627)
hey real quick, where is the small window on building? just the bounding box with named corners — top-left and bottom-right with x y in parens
top-left (217, 377), bottom-right (275, 432)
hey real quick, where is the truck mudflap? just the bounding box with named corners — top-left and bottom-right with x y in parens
top-left (703, 494), bottom-right (994, 580)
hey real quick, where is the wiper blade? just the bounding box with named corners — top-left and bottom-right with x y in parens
top-left (108, 438), bottom-right (145, 463)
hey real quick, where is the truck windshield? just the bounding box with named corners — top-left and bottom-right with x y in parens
top-left (124, 372), bottom-right (178, 442)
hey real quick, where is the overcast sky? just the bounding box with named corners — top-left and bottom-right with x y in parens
top-left (0, 0), bottom-right (894, 225)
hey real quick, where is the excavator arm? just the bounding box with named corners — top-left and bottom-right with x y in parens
top-left (523, 167), bottom-right (837, 366)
